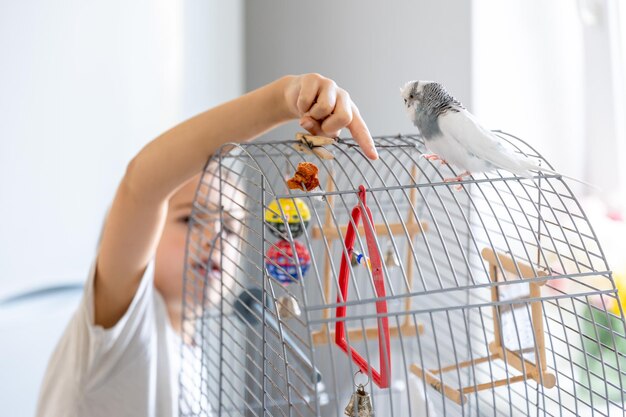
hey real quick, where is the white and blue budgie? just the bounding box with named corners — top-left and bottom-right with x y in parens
top-left (400, 80), bottom-right (585, 184)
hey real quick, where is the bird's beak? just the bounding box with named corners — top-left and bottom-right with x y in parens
top-left (404, 99), bottom-right (407, 105)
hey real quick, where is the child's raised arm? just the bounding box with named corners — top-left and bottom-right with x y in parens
top-left (94, 74), bottom-right (378, 328)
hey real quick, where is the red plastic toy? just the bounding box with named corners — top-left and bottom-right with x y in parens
top-left (334, 185), bottom-right (391, 388)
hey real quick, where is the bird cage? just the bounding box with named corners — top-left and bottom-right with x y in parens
top-left (179, 132), bottom-right (626, 417)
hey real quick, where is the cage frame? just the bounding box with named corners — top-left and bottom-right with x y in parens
top-left (179, 132), bottom-right (626, 417)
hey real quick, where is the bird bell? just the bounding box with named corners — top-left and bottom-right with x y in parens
top-left (350, 251), bottom-right (360, 267)
top-left (350, 251), bottom-right (372, 269)
top-left (277, 295), bottom-right (301, 319)
top-left (384, 246), bottom-right (400, 269)
top-left (344, 384), bottom-right (374, 416)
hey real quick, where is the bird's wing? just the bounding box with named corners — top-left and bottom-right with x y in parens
top-left (438, 109), bottom-right (595, 186)
top-left (438, 109), bottom-right (529, 175)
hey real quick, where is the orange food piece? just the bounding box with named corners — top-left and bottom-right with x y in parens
top-left (287, 162), bottom-right (320, 191)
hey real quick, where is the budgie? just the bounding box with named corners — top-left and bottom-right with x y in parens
top-left (400, 80), bottom-right (585, 184)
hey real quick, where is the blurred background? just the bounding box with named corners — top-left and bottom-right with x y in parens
top-left (1, 0), bottom-right (625, 415)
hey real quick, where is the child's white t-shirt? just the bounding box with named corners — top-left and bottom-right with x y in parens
top-left (35, 260), bottom-right (181, 417)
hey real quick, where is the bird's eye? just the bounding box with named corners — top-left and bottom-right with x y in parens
top-left (409, 94), bottom-right (414, 99)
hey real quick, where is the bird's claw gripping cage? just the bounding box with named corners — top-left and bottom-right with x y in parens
top-left (180, 133), bottom-right (626, 416)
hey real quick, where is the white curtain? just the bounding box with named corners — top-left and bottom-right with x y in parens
top-left (473, 0), bottom-right (626, 270)
top-left (609, 0), bottom-right (626, 201)
top-left (473, 0), bottom-right (625, 189)
top-left (472, 0), bottom-right (585, 184)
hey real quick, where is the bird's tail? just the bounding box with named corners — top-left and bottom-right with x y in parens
top-left (520, 159), bottom-right (598, 189)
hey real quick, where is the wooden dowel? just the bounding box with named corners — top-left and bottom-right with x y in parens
top-left (431, 353), bottom-right (500, 374)
top-left (311, 221), bottom-right (428, 241)
top-left (410, 364), bottom-right (466, 405)
top-left (321, 176), bottom-right (335, 320)
top-left (312, 322), bottom-right (423, 345)
top-left (481, 248), bottom-right (548, 280)
top-left (537, 372), bottom-right (557, 389)
top-left (461, 374), bottom-right (527, 394)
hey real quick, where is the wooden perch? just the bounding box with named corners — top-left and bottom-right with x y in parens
top-left (409, 248), bottom-right (556, 404)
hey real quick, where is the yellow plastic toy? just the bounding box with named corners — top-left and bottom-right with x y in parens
top-left (264, 198), bottom-right (311, 238)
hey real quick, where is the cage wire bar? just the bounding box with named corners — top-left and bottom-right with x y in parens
top-left (179, 133), bottom-right (626, 417)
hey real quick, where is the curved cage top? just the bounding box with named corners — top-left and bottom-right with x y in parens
top-left (179, 133), bottom-right (624, 417)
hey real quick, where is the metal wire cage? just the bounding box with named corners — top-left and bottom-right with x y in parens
top-left (179, 133), bottom-right (626, 417)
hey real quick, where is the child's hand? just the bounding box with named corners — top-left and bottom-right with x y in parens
top-left (284, 74), bottom-right (379, 160)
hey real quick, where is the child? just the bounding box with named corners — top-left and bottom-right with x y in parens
top-left (35, 73), bottom-right (379, 417)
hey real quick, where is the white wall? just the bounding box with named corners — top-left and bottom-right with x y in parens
top-left (245, 0), bottom-right (473, 139)
top-left (0, 0), bottom-right (243, 299)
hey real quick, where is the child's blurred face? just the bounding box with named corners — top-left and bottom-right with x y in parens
top-left (154, 172), bottom-right (243, 326)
